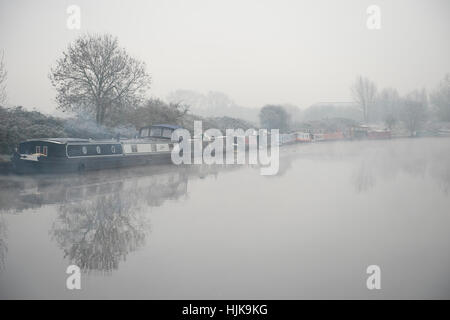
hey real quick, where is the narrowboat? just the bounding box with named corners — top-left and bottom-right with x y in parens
top-left (295, 132), bottom-right (313, 143)
top-left (323, 131), bottom-right (345, 141)
top-left (11, 124), bottom-right (181, 174)
top-left (279, 132), bottom-right (297, 145)
top-left (349, 125), bottom-right (370, 139)
top-left (368, 130), bottom-right (391, 139)
top-left (312, 133), bottom-right (325, 142)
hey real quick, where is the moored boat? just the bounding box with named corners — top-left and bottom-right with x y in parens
top-left (11, 124), bottom-right (180, 174)
top-left (368, 130), bottom-right (391, 139)
top-left (323, 131), bottom-right (345, 141)
top-left (295, 132), bottom-right (313, 143)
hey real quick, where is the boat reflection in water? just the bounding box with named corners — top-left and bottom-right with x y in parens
top-left (0, 163), bottom-right (244, 273)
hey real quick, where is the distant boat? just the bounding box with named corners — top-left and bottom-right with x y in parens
top-left (368, 130), bottom-right (391, 139)
top-left (349, 125), bottom-right (391, 140)
top-left (438, 129), bottom-right (450, 137)
top-left (11, 124), bottom-right (181, 174)
top-left (323, 131), bottom-right (345, 141)
top-left (295, 132), bottom-right (313, 143)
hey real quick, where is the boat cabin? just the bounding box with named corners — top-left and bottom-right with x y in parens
top-left (139, 124), bottom-right (181, 140)
top-left (17, 138), bottom-right (85, 158)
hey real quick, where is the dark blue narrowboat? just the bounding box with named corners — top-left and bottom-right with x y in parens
top-left (11, 124), bottom-right (182, 174)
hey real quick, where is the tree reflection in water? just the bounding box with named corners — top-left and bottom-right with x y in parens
top-left (348, 138), bottom-right (450, 194)
top-left (0, 164), bottom-right (235, 273)
top-left (48, 165), bottom-right (219, 273)
top-left (51, 190), bottom-right (148, 273)
top-left (352, 161), bottom-right (375, 193)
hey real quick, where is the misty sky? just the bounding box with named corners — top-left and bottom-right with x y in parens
top-left (0, 0), bottom-right (449, 114)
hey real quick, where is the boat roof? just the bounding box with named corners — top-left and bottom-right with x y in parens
top-left (143, 124), bottom-right (182, 130)
top-left (23, 138), bottom-right (90, 144)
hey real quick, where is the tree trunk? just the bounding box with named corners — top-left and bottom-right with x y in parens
top-left (95, 103), bottom-right (101, 124)
top-left (99, 104), bottom-right (107, 125)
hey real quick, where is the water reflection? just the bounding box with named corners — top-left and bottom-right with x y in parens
top-left (51, 192), bottom-right (148, 273)
top-left (347, 138), bottom-right (450, 194)
top-left (48, 165), bottom-right (244, 272)
top-left (0, 165), bottom-right (226, 212)
top-left (0, 214), bottom-right (6, 271)
top-left (0, 138), bottom-right (449, 277)
top-left (352, 160), bottom-right (375, 193)
top-left (0, 164), bottom-right (245, 272)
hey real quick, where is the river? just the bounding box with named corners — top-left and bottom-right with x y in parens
top-left (0, 137), bottom-right (449, 299)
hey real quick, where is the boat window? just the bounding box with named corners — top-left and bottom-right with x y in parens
top-left (96, 146), bottom-right (101, 154)
top-left (35, 146), bottom-right (40, 154)
top-left (43, 146), bottom-right (48, 156)
top-left (131, 144), bottom-right (138, 152)
top-left (141, 128), bottom-right (149, 137)
top-left (82, 146), bottom-right (87, 155)
top-left (150, 127), bottom-right (162, 137)
top-left (162, 128), bottom-right (173, 138)
top-left (111, 145), bottom-right (116, 153)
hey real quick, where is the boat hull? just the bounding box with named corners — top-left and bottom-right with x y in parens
top-left (12, 153), bottom-right (172, 174)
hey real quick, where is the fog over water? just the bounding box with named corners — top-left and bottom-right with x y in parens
top-left (0, 138), bottom-right (449, 299)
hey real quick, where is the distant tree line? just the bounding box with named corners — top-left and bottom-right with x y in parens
top-left (257, 74), bottom-right (450, 136)
top-left (350, 75), bottom-right (450, 136)
top-left (430, 74), bottom-right (450, 122)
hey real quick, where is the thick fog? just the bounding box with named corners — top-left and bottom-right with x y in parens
top-left (1, 0), bottom-right (449, 113)
top-left (1, 0), bottom-right (450, 301)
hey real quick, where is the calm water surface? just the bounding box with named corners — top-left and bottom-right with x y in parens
top-left (0, 137), bottom-right (449, 299)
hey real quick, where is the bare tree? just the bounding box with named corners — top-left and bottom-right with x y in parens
top-left (430, 73), bottom-right (450, 121)
top-left (376, 88), bottom-right (401, 129)
top-left (351, 76), bottom-right (377, 123)
top-left (109, 98), bottom-right (190, 128)
top-left (50, 34), bottom-right (150, 124)
top-left (0, 51), bottom-right (7, 104)
top-left (401, 89), bottom-right (428, 136)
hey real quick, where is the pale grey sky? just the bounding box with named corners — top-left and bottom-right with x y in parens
top-left (0, 0), bottom-right (449, 114)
